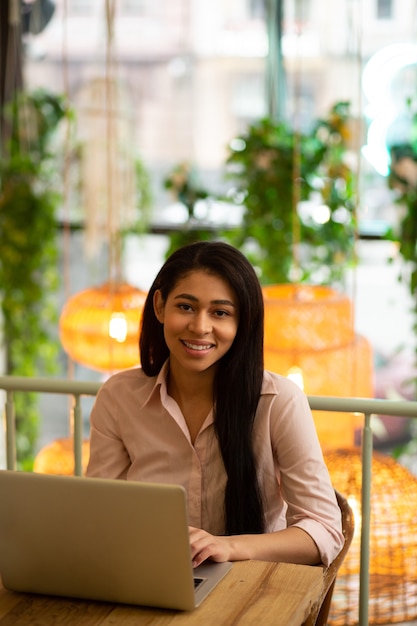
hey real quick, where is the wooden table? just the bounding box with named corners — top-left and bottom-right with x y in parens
top-left (0, 560), bottom-right (324, 625)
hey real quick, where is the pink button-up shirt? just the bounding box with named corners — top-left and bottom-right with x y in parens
top-left (87, 361), bottom-right (343, 566)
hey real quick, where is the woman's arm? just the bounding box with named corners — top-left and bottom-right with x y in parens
top-left (189, 525), bottom-right (321, 568)
top-left (198, 374), bottom-right (344, 568)
top-left (86, 383), bottom-right (131, 479)
top-left (263, 376), bottom-right (344, 566)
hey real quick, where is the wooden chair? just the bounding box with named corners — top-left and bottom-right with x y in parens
top-left (302, 490), bottom-right (355, 626)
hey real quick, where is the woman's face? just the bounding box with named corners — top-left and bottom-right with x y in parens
top-left (153, 270), bottom-right (239, 377)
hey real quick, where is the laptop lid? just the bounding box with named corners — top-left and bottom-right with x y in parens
top-left (0, 470), bottom-right (232, 611)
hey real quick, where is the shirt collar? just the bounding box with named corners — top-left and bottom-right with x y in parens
top-left (141, 359), bottom-right (170, 408)
top-left (260, 369), bottom-right (278, 395)
top-left (143, 362), bottom-right (275, 405)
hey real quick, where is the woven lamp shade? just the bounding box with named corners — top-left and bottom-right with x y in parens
top-left (263, 284), bottom-right (374, 449)
top-left (324, 448), bottom-right (417, 625)
top-left (33, 438), bottom-right (90, 476)
top-left (59, 282), bottom-right (146, 372)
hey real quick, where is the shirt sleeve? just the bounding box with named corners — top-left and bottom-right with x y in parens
top-left (86, 380), bottom-right (131, 479)
top-left (267, 375), bottom-right (345, 567)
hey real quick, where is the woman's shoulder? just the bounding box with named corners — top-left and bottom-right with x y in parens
top-left (261, 369), bottom-right (307, 400)
top-left (261, 370), bottom-right (308, 406)
top-left (259, 370), bottom-right (313, 430)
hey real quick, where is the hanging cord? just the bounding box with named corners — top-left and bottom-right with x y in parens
top-left (291, 2), bottom-right (303, 285)
top-left (60, 0), bottom-right (76, 395)
top-left (81, 2), bottom-right (137, 267)
top-left (105, 0), bottom-right (121, 287)
top-left (104, 0), bottom-right (119, 374)
top-left (4, 0), bottom-right (24, 157)
top-left (61, 0), bottom-right (71, 303)
top-left (347, 0), bottom-right (364, 395)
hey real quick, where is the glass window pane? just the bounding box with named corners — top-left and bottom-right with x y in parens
top-left (377, 0), bottom-right (393, 19)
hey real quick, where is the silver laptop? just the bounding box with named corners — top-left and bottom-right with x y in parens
top-left (0, 470), bottom-right (232, 611)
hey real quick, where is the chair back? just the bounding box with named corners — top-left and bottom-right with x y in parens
top-left (302, 489), bottom-right (355, 626)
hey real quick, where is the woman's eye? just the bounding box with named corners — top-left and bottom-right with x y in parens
top-left (214, 310), bottom-right (229, 317)
top-left (178, 303), bottom-right (193, 311)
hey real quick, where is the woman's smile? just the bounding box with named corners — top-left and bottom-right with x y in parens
top-left (181, 340), bottom-right (215, 353)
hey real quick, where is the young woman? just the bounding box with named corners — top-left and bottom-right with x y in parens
top-left (87, 241), bottom-right (344, 568)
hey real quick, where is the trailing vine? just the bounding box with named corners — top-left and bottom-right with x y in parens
top-left (0, 88), bottom-right (69, 468)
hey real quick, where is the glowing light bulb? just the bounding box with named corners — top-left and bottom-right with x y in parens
top-left (287, 366), bottom-right (304, 390)
top-left (109, 313), bottom-right (128, 343)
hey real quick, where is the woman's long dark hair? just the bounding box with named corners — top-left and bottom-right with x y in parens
top-left (140, 241), bottom-right (265, 535)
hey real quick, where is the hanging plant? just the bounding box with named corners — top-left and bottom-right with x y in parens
top-left (222, 101), bottom-right (357, 286)
top-left (163, 161), bottom-right (213, 258)
top-left (161, 103), bottom-right (357, 287)
top-left (387, 145), bottom-right (417, 306)
top-left (385, 103), bottom-right (417, 412)
top-left (376, 98), bottom-right (417, 465)
top-left (0, 88), bottom-right (69, 468)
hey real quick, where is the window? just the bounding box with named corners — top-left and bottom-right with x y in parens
top-left (377, 0), bottom-right (393, 19)
top-left (119, 0), bottom-right (147, 15)
top-left (67, 0), bottom-right (95, 16)
top-left (249, 0), bottom-right (265, 19)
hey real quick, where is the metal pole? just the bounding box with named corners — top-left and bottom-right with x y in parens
top-left (265, 0), bottom-right (285, 122)
top-left (72, 394), bottom-right (83, 477)
top-left (5, 390), bottom-right (16, 470)
top-left (359, 411), bottom-right (372, 626)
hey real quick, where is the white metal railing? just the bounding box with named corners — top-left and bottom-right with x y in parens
top-left (0, 376), bottom-right (100, 476)
top-left (308, 395), bottom-right (417, 626)
top-left (1, 375), bottom-right (417, 626)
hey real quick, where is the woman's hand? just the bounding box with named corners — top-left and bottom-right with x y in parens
top-left (188, 526), bottom-right (232, 567)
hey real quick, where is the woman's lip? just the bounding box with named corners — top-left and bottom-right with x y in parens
top-left (181, 340), bottom-right (214, 351)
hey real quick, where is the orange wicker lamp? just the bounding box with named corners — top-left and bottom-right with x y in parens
top-left (263, 284), bottom-right (374, 448)
top-left (324, 448), bottom-right (417, 625)
top-left (34, 283), bottom-right (146, 476)
top-left (33, 438), bottom-right (90, 476)
top-left (59, 281), bottom-right (146, 372)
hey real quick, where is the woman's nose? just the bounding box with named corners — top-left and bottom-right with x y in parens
top-left (189, 312), bottom-right (212, 334)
